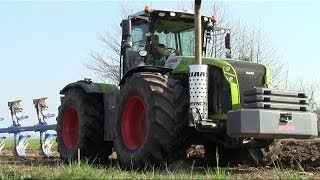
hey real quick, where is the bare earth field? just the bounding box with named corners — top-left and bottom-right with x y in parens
top-left (0, 139), bottom-right (320, 179)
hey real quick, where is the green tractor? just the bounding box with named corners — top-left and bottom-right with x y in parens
top-left (56, 0), bottom-right (318, 167)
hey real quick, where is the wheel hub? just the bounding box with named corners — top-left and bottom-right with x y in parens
top-left (62, 106), bottom-right (79, 149)
top-left (121, 96), bottom-right (147, 150)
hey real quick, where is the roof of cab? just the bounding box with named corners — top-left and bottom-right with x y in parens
top-left (129, 8), bottom-right (210, 19)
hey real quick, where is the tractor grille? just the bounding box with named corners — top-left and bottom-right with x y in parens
top-left (208, 66), bottom-right (232, 114)
top-left (226, 60), bottom-right (266, 105)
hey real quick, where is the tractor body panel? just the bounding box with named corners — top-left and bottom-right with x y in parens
top-left (103, 91), bottom-right (118, 141)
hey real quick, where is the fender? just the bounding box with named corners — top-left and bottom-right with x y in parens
top-left (60, 79), bottom-right (118, 95)
top-left (119, 66), bottom-right (172, 86)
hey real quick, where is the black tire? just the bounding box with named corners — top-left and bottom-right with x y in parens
top-left (114, 72), bottom-right (189, 168)
top-left (247, 139), bottom-right (282, 166)
top-left (56, 88), bottom-right (113, 163)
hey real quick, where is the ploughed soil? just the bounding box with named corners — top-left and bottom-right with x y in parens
top-left (279, 138), bottom-right (320, 168)
top-left (0, 139), bottom-right (320, 179)
top-left (0, 148), bottom-right (60, 166)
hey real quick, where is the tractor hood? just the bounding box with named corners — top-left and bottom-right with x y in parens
top-left (165, 56), bottom-right (270, 108)
top-left (166, 56), bottom-right (269, 87)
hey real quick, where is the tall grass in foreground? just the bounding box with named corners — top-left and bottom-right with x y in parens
top-left (272, 159), bottom-right (307, 179)
top-left (0, 160), bottom-right (227, 179)
top-left (2, 160), bottom-right (316, 180)
top-left (1, 144), bottom-right (317, 179)
top-left (1, 158), bottom-right (318, 179)
top-left (214, 146), bottom-right (227, 179)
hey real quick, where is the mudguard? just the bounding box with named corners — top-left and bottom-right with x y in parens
top-left (120, 66), bottom-right (172, 86)
top-left (60, 80), bottom-right (118, 95)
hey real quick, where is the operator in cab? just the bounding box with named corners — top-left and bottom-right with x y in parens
top-left (148, 35), bottom-right (166, 60)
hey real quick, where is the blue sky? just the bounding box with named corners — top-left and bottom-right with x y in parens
top-left (0, 0), bottom-right (319, 133)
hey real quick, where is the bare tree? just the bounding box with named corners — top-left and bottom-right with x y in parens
top-left (288, 77), bottom-right (320, 111)
top-left (296, 79), bottom-right (320, 133)
top-left (203, 2), bottom-right (286, 87)
top-left (86, 0), bottom-right (138, 84)
top-left (86, 27), bottom-right (122, 84)
top-left (231, 21), bottom-right (286, 87)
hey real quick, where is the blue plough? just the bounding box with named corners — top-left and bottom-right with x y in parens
top-left (0, 98), bottom-right (56, 157)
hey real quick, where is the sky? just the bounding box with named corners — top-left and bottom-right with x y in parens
top-left (0, 0), bottom-right (319, 136)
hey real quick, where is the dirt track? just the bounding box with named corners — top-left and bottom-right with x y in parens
top-left (1, 139), bottom-right (320, 178)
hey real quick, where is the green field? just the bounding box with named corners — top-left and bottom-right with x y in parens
top-left (2, 139), bottom-right (57, 150)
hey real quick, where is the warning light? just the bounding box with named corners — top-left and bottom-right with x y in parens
top-left (145, 6), bottom-right (151, 14)
top-left (211, 16), bottom-right (217, 23)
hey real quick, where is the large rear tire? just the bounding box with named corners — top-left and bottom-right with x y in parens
top-left (114, 72), bottom-right (189, 168)
top-left (56, 88), bottom-right (113, 163)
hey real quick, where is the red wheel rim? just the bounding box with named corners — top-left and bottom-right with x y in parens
top-left (121, 96), bottom-right (147, 150)
top-left (62, 106), bottom-right (79, 149)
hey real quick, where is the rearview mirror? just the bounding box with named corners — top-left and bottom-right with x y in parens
top-left (121, 19), bottom-right (132, 48)
top-left (225, 33), bottom-right (231, 49)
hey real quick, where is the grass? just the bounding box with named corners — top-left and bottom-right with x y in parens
top-left (269, 159), bottom-right (316, 179)
top-left (0, 156), bottom-right (318, 179)
top-left (0, 139), bottom-right (227, 179)
top-left (0, 141), bottom-right (318, 179)
top-left (0, 156), bottom-right (316, 179)
top-left (0, 140), bottom-right (228, 179)
top-left (0, 160), bottom-right (228, 179)
top-left (272, 162), bottom-right (302, 179)
top-left (2, 139), bottom-right (57, 149)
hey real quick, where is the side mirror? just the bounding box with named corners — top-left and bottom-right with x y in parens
top-left (122, 19), bottom-right (131, 37)
top-left (121, 19), bottom-right (132, 48)
top-left (225, 33), bottom-right (231, 49)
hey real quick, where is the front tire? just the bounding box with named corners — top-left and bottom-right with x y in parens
top-left (114, 72), bottom-right (189, 168)
top-left (56, 88), bottom-right (113, 163)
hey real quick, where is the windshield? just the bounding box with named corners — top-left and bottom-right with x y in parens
top-left (151, 16), bottom-right (195, 57)
top-left (153, 28), bottom-right (195, 57)
top-left (150, 13), bottom-right (229, 59)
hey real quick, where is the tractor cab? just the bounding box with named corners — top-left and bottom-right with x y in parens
top-left (121, 7), bottom-right (231, 74)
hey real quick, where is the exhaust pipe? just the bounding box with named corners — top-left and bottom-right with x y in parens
top-left (189, 0), bottom-right (210, 127)
top-left (194, 0), bottom-right (202, 65)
